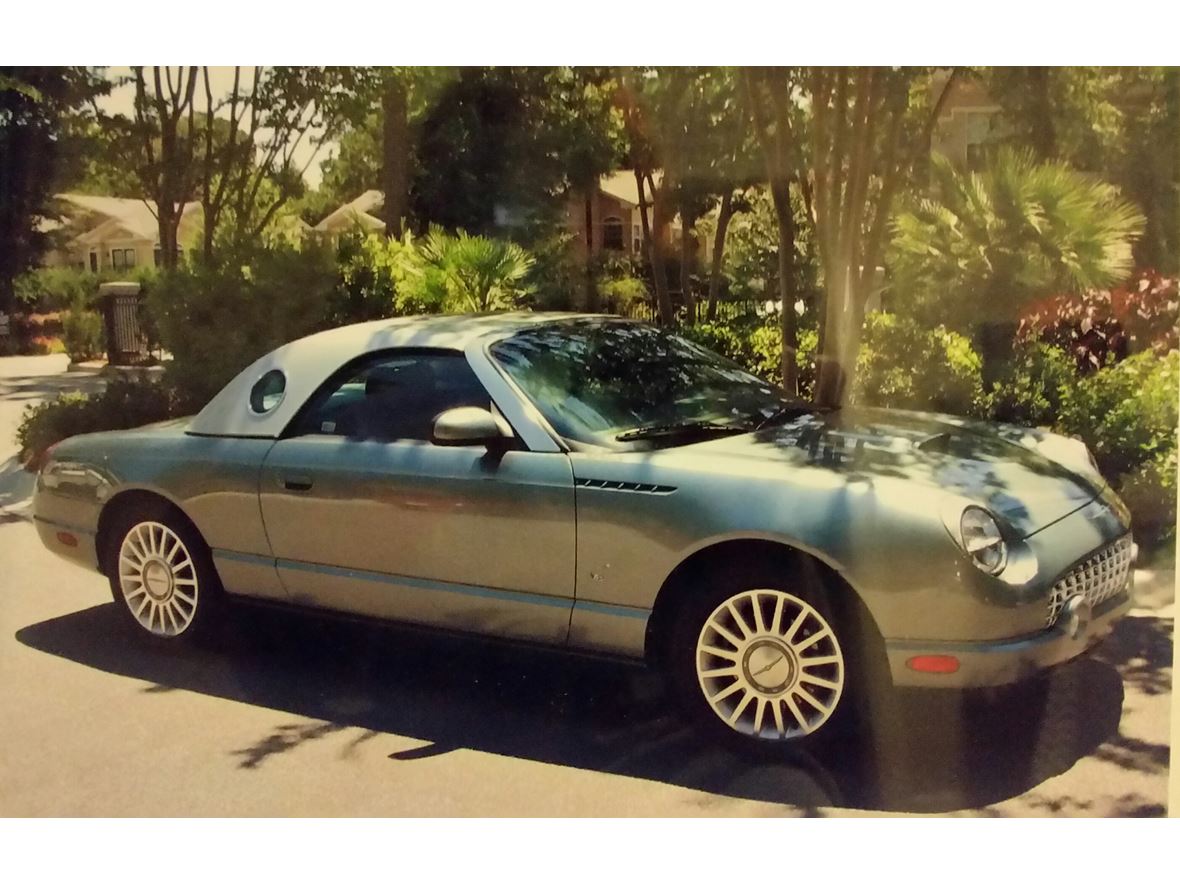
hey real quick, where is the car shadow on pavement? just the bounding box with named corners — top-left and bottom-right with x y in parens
top-left (15, 602), bottom-right (1168, 815)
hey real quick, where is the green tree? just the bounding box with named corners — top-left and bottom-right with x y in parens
top-left (890, 147), bottom-right (1145, 379)
top-left (984, 66), bottom-right (1178, 273)
top-left (0, 67), bottom-right (108, 310)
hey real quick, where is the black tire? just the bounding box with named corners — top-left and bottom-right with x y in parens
top-left (661, 556), bottom-right (892, 757)
top-left (101, 499), bottom-right (225, 645)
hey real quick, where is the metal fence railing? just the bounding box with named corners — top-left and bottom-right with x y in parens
top-left (615, 297), bottom-right (771, 325)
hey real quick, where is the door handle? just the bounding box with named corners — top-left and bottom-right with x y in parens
top-left (281, 475), bottom-right (314, 492)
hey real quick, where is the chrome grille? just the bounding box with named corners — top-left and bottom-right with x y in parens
top-left (1046, 534), bottom-right (1134, 626)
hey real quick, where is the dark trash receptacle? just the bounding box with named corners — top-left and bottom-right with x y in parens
top-left (95, 282), bottom-right (147, 366)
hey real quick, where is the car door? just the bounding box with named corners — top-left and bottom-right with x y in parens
top-left (258, 348), bottom-right (576, 644)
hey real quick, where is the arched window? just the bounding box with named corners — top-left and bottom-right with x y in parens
top-left (601, 216), bottom-right (624, 251)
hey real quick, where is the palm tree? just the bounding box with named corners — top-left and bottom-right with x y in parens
top-left (889, 147), bottom-right (1145, 382)
top-left (400, 228), bottom-right (535, 314)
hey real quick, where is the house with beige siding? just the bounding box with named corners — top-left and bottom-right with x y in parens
top-left (313, 173), bottom-right (688, 259)
top-left (41, 194), bottom-right (205, 271)
top-left (930, 73), bottom-right (1006, 167)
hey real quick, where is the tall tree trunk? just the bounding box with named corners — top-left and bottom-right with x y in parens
top-left (769, 178), bottom-right (798, 398)
top-left (583, 190), bottom-right (598, 311)
top-left (381, 75), bottom-right (409, 239)
top-left (680, 214), bottom-right (696, 324)
top-left (649, 179), bottom-right (675, 326)
top-left (1027, 67), bottom-right (1056, 160)
top-left (706, 190), bottom-right (735, 322)
top-left (815, 265), bottom-right (862, 407)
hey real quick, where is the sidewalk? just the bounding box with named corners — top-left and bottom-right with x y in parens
top-left (0, 354), bottom-right (107, 521)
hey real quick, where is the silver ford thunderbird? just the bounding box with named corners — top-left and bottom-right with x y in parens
top-left (33, 313), bottom-right (1135, 750)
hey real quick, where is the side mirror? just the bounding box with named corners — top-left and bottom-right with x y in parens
top-left (432, 407), bottom-right (513, 448)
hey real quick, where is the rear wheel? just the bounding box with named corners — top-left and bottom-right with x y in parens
top-left (103, 502), bottom-right (223, 643)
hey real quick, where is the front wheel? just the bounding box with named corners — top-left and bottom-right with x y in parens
top-left (663, 565), bottom-right (884, 754)
top-left (104, 503), bottom-right (223, 643)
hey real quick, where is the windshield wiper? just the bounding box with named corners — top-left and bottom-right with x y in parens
top-left (616, 420), bottom-right (754, 442)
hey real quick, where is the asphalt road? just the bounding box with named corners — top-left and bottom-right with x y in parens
top-left (0, 354), bottom-right (1173, 816)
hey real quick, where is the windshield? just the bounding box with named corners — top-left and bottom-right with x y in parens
top-left (489, 319), bottom-right (803, 447)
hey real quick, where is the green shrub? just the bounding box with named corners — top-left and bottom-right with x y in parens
top-left (13, 265), bottom-right (156, 313)
top-left (148, 245), bottom-right (338, 413)
top-left (61, 308), bottom-right (105, 363)
top-left (680, 317), bottom-right (817, 396)
top-left (1055, 349), bottom-right (1178, 481)
top-left (330, 232), bottom-right (405, 326)
top-left (852, 313), bottom-right (985, 415)
top-left (678, 322), bottom-right (747, 365)
top-left (597, 273), bottom-right (648, 315)
top-left (16, 378), bottom-right (175, 467)
top-left (1117, 449), bottom-right (1177, 548)
top-left (986, 341), bottom-right (1076, 427)
top-left (527, 233), bottom-right (583, 311)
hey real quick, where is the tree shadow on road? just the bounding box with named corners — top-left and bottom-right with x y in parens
top-left (15, 602), bottom-right (1170, 815)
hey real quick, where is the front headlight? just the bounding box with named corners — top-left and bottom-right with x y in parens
top-left (960, 506), bottom-right (1008, 575)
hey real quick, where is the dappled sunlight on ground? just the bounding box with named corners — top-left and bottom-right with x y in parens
top-left (14, 598), bottom-right (1171, 816)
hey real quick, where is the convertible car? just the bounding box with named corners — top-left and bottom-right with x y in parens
top-left (33, 313), bottom-right (1135, 750)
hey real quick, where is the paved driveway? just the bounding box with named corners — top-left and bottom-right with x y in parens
top-left (0, 354), bottom-right (1172, 816)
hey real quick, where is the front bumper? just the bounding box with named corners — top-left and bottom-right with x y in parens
top-left (886, 589), bottom-right (1133, 688)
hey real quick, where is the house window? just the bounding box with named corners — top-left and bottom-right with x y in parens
top-left (111, 248), bottom-right (136, 271)
top-left (602, 216), bottom-right (625, 251)
top-left (88, 251), bottom-right (98, 273)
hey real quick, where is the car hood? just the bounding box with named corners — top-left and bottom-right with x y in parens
top-left (675, 407), bottom-right (1105, 537)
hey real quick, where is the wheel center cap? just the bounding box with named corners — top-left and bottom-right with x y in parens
top-left (743, 639), bottom-right (796, 694)
top-left (143, 560), bottom-right (172, 600)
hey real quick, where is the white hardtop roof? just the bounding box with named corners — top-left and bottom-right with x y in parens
top-left (187, 312), bottom-right (607, 438)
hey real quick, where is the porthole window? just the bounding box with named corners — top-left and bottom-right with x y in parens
top-left (249, 369), bottom-right (286, 414)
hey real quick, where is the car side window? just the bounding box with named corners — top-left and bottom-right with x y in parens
top-left (293, 352), bottom-right (493, 442)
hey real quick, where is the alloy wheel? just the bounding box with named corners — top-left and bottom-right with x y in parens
top-left (117, 521), bottom-right (200, 637)
top-left (695, 588), bottom-right (844, 740)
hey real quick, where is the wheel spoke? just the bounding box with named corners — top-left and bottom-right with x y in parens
top-left (164, 602), bottom-right (179, 634)
top-left (751, 593), bottom-right (766, 633)
top-left (124, 586), bottom-right (147, 600)
top-left (783, 692), bottom-right (812, 734)
top-left (171, 557), bottom-right (194, 577)
top-left (753, 697), bottom-right (767, 734)
top-left (726, 602), bottom-right (752, 638)
top-left (799, 654), bottom-right (840, 668)
top-left (793, 627), bottom-right (832, 654)
top-left (770, 699), bottom-right (787, 737)
top-left (727, 691), bottom-right (754, 725)
top-left (769, 593), bottom-right (785, 634)
top-left (700, 644), bottom-right (739, 661)
top-left (174, 589), bottom-right (196, 606)
top-left (700, 664), bottom-right (738, 678)
top-left (707, 621), bottom-right (744, 649)
top-left (784, 608), bottom-right (807, 642)
top-left (708, 680), bottom-right (744, 705)
top-left (794, 685), bottom-right (828, 714)
top-left (800, 672), bottom-right (840, 691)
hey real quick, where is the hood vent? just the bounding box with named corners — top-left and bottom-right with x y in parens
top-left (575, 478), bottom-right (677, 495)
